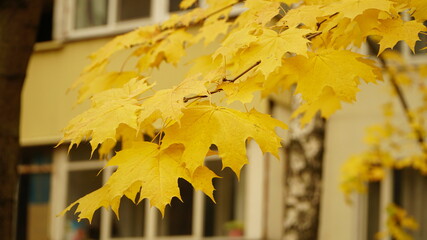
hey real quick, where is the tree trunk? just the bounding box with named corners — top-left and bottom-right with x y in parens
top-left (282, 96), bottom-right (326, 240)
top-left (0, 1), bottom-right (42, 239)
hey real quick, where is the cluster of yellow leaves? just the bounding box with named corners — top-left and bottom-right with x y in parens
top-left (340, 50), bottom-right (427, 237)
top-left (60, 0), bottom-right (427, 221)
top-left (376, 204), bottom-right (419, 240)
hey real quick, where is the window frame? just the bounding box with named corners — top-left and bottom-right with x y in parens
top-left (55, 0), bottom-right (245, 41)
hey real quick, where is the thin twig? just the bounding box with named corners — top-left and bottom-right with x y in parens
top-left (183, 60), bottom-right (261, 103)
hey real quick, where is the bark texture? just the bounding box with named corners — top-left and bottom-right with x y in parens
top-left (0, 1), bottom-right (42, 239)
top-left (282, 96), bottom-right (326, 240)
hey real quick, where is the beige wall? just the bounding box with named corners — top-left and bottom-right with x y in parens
top-left (21, 38), bottom-right (191, 145)
top-left (22, 38), bottom-right (108, 145)
top-left (320, 80), bottom-right (395, 240)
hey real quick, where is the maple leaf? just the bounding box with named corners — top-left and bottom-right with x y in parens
top-left (219, 71), bottom-right (264, 104)
top-left (59, 79), bottom-right (152, 153)
top-left (61, 142), bottom-right (189, 220)
top-left (411, 0), bottom-right (427, 21)
top-left (278, 5), bottom-right (325, 28)
top-left (371, 18), bottom-right (426, 55)
top-left (230, 26), bottom-right (312, 78)
top-left (243, 0), bottom-right (281, 26)
top-left (286, 49), bottom-right (382, 104)
top-left (136, 29), bottom-right (193, 71)
top-left (196, 18), bottom-right (231, 45)
top-left (88, 26), bottom-right (159, 71)
top-left (184, 166), bottom-right (219, 201)
top-left (180, 0), bottom-right (197, 9)
top-left (214, 25), bottom-right (259, 60)
top-left (325, 0), bottom-right (393, 20)
top-left (292, 87), bottom-right (342, 125)
top-left (76, 71), bottom-right (139, 103)
top-left (138, 75), bottom-right (208, 124)
top-left (161, 103), bottom-right (287, 176)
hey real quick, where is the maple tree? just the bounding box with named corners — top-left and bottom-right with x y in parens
top-left (59, 0), bottom-right (427, 238)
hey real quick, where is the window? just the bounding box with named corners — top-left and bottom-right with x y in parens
top-left (49, 144), bottom-right (250, 240)
top-left (393, 169), bottom-right (427, 240)
top-left (17, 146), bottom-right (53, 240)
top-left (60, 0), bottom-right (203, 40)
top-left (36, 0), bottom-right (54, 42)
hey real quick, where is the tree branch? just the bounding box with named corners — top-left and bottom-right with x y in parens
top-left (367, 41), bottom-right (427, 154)
top-left (183, 60), bottom-right (261, 103)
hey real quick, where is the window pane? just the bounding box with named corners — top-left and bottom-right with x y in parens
top-left (36, 0), bottom-right (53, 42)
top-left (367, 182), bottom-right (380, 240)
top-left (65, 170), bottom-right (103, 239)
top-left (394, 169), bottom-right (427, 240)
top-left (18, 146), bottom-right (53, 240)
top-left (414, 21), bottom-right (427, 54)
top-left (204, 160), bottom-right (245, 237)
top-left (118, 0), bottom-right (151, 21)
top-left (111, 198), bottom-right (146, 237)
top-left (68, 143), bottom-right (100, 162)
top-left (169, 0), bottom-right (198, 12)
top-left (75, 0), bottom-right (108, 29)
top-left (157, 179), bottom-right (193, 236)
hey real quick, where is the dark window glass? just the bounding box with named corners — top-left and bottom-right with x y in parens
top-left (17, 146), bottom-right (53, 240)
top-left (36, 0), bottom-right (53, 42)
top-left (65, 170), bottom-right (103, 239)
top-left (111, 198), bottom-right (146, 237)
top-left (118, 0), bottom-right (151, 21)
top-left (204, 160), bottom-right (245, 237)
top-left (157, 179), bottom-right (193, 236)
top-left (394, 168), bottom-right (427, 240)
top-left (367, 181), bottom-right (380, 240)
top-left (68, 143), bottom-right (100, 161)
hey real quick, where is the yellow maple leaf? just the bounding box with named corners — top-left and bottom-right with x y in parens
top-left (161, 103), bottom-right (287, 177)
top-left (97, 124), bottom-right (149, 158)
top-left (138, 75), bottom-right (208, 124)
top-left (59, 79), bottom-right (152, 153)
top-left (137, 29), bottom-right (193, 71)
top-left (180, 0), bottom-right (198, 9)
top-left (325, 0), bottom-right (393, 20)
top-left (61, 142), bottom-right (189, 220)
top-left (88, 26), bottom-right (159, 71)
top-left (397, 0), bottom-right (427, 21)
top-left (77, 71), bottom-right (139, 103)
top-left (231, 27), bottom-right (312, 78)
top-left (244, 0), bottom-right (281, 26)
top-left (287, 49), bottom-right (382, 104)
top-left (219, 71), bottom-right (264, 104)
top-left (278, 5), bottom-right (325, 28)
top-left (371, 18), bottom-right (426, 55)
top-left (185, 166), bottom-right (219, 201)
top-left (196, 18), bottom-right (231, 46)
top-left (292, 87), bottom-right (342, 125)
top-left (214, 25), bottom-right (259, 60)
top-left (207, 0), bottom-right (239, 8)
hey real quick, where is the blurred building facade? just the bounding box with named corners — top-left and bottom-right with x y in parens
top-left (18, 0), bottom-right (427, 240)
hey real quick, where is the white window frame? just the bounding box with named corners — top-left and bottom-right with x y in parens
top-left (54, 0), bottom-right (245, 41)
top-left (49, 143), bottom-right (266, 240)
